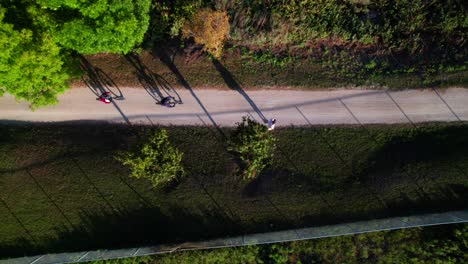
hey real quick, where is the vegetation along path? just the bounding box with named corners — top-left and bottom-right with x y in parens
top-left (1, 122), bottom-right (468, 258)
top-left (0, 87), bottom-right (467, 125)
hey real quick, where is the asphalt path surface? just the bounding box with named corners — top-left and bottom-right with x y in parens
top-left (0, 87), bottom-right (467, 126)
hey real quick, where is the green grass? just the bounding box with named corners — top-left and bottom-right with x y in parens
top-left (0, 122), bottom-right (467, 258)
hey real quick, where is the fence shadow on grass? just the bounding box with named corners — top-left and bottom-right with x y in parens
top-left (125, 53), bottom-right (182, 104)
top-left (385, 184), bottom-right (468, 215)
top-left (358, 124), bottom-right (468, 184)
top-left (0, 204), bottom-right (243, 258)
top-left (1, 178), bottom-right (467, 259)
top-left (0, 237), bottom-right (36, 258)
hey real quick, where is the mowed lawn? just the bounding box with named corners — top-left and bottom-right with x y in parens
top-left (0, 123), bottom-right (467, 258)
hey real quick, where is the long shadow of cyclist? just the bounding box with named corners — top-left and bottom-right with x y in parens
top-left (79, 55), bottom-right (129, 124)
top-left (79, 55), bottom-right (125, 101)
top-left (125, 53), bottom-right (182, 105)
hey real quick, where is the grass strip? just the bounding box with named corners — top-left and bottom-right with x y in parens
top-left (0, 122), bottom-right (467, 257)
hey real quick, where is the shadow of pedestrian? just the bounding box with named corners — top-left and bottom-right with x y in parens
top-left (212, 58), bottom-right (268, 123)
top-left (80, 55), bottom-right (125, 100)
top-left (125, 53), bottom-right (182, 104)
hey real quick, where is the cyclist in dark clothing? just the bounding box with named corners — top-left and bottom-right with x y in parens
top-left (161, 96), bottom-right (176, 107)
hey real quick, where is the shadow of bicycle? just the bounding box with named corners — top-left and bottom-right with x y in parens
top-left (125, 53), bottom-right (182, 105)
top-left (80, 56), bottom-right (125, 100)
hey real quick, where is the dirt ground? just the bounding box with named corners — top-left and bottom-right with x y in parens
top-left (74, 41), bottom-right (467, 92)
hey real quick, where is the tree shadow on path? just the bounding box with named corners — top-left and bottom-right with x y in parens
top-left (153, 47), bottom-right (226, 139)
top-left (212, 58), bottom-right (268, 123)
top-left (79, 56), bottom-right (130, 124)
top-left (80, 55), bottom-right (124, 100)
top-left (125, 53), bottom-right (182, 104)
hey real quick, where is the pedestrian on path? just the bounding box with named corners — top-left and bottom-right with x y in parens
top-left (268, 118), bottom-right (276, 131)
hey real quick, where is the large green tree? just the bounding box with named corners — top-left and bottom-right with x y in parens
top-left (0, 8), bottom-right (69, 109)
top-left (0, 0), bottom-right (151, 108)
top-left (35, 0), bottom-right (152, 54)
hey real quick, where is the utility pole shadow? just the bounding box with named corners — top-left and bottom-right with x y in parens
top-left (153, 47), bottom-right (226, 139)
top-left (125, 53), bottom-right (183, 105)
top-left (25, 169), bottom-right (75, 229)
top-left (0, 197), bottom-right (37, 243)
top-left (295, 105), bottom-right (389, 212)
top-left (431, 88), bottom-right (462, 122)
top-left (72, 158), bottom-right (119, 213)
top-left (152, 47), bottom-right (245, 233)
top-left (212, 58), bottom-right (268, 123)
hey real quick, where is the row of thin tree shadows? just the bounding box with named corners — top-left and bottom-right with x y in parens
top-left (80, 48), bottom-right (268, 131)
top-left (1, 47), bottom-right (465, 258)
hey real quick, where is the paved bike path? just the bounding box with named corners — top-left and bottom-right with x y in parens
top-left (0, 87), bottom-right (467, 126)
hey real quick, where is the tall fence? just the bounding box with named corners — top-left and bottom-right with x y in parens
top-left (3, 209), bottom-right (467, 264)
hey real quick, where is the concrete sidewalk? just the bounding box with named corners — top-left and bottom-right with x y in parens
top-left (0, 87), bottom-right (467, 126)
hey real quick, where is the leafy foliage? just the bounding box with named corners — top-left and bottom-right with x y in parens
top-left (228, 116), bottom-right (276, 180)
top-left (182, 8), bottom-right (230, 58)
top-left (415, 224), bottom-right (468, 263)
top-left (86, 256), bottom-right (152, 264)
top-left (147, 0), bottom-right (203, 44)
top-left (148, 224), bottom-right (468, 263)
top-left (116, 129), bottom-right (184, 187)
top-left (230, 0), bottom-right (467, 53)
top-left (284, 224), bottom-right (468, 263)
top-left (35, 0), bottom-right (151, 54)
top-left (0, 8), bottom-right (69, 109)
top-left (149, 246), bottom-right (260, 264)
top-left (223, 0), bottom-right (467, 80)
top-left (0, 0), bottom-right (151, 108)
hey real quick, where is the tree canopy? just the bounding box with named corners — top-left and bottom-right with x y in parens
top-left (34, 0), bottom-right (151, 54)
top-left (0, 8), bottom-right (68, 109)
top-left (0, 0), bottom-right (151, 108)
top-left (228, 116), bottom-right (276, 180)
top-left (116, 129), bottom-right (184, 188)
top-left (182, 8), bottom-right (230, 58)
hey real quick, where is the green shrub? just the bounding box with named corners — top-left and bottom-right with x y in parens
top-left (228, 116), bottom-right (276, 180)
top-left (153, 245), bottom-right (261, 264)
top-left (147, 224), bottom-right (467, 263)
top-left (87, 256), bottom-right (152, 264)
top-left (182, 8), bottom-right (230, 58)
top-left (147, 0), bottom-right (203, 44)
top-left (116, 129), bottom-right (184, 187)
